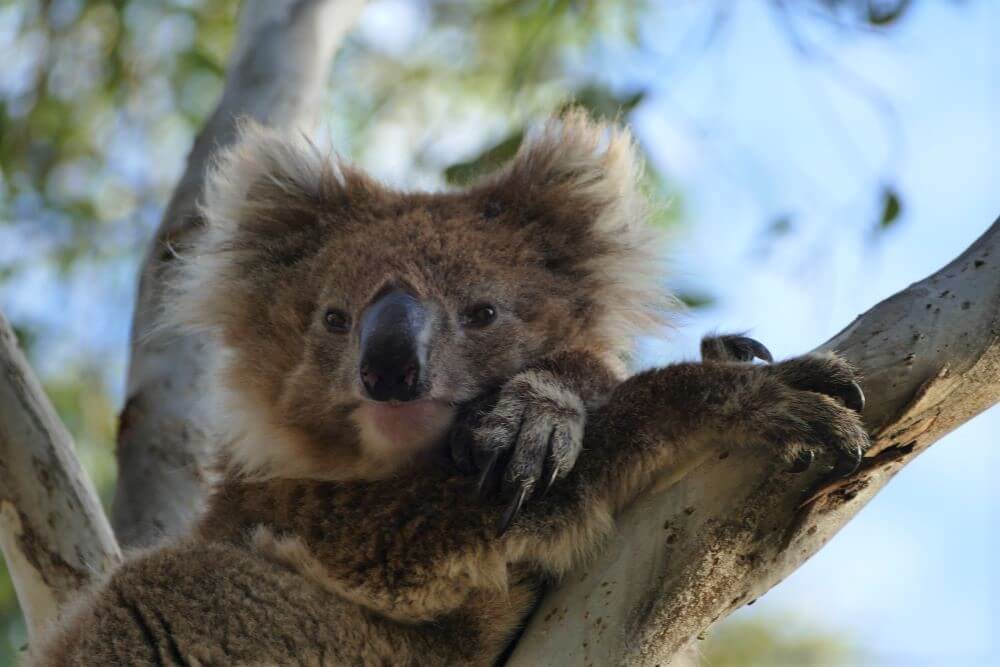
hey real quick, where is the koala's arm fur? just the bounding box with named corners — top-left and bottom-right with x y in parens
top-left (496, 353), bottom-right (867, 575)
top-left (32, 355), bottom-right (865, 666)
top-left (458, 335), bottom-right (788, 535)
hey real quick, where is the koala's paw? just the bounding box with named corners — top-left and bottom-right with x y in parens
top-left (756, 352), bottom-right (868, 476)
top-left (701, 333), bottom-right (774, 363)
top-left (450, 370), bottom-right (585, 535)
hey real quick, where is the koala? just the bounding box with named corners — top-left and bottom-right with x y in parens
top-left (33, 112), bottom-right (868, 666)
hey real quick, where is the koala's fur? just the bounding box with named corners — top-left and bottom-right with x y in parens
top-left (32, 113), bottom-right (868, 666)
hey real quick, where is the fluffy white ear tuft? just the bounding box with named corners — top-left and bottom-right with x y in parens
top-left (504, 109), bottom-right (648, 237)
top-left (156, 121), bottom-right (341, 342)
top-left (200, 120), bottom-right (340, 239)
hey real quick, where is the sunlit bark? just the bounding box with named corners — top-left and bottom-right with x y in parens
top-left (509, 220), bottom-right (1000, 666)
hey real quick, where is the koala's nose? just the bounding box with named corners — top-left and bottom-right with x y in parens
top-left (358, 289), bottom-right (428, 402)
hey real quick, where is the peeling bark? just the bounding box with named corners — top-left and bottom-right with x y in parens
top-left (0, 313), bottom-right (120, 640)
top-left (507, 219), bottom-right (1000, 666)
top-left (113, 0), bottom-right (368, 547)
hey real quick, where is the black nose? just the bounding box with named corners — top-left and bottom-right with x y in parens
top-left (358, 289), bottom-right (428, 402)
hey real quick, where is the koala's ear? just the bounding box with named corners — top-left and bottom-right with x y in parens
top-left (200, 120), bottom-right (341, 242)
top-left (164, 122), bottom-right (356, 339)
top-left (481, 110), bottom-right (647, 238)
top-left (479, 111), bottom-right (676, 349)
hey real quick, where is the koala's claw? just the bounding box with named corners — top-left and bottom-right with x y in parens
top-left (702, 334), bottom-right (774, 363)
top-left (768, 354), bottom-right (867, 414)
top-left (541, 455), bottom-right (561, 496)
top-left (759, 353), bottom-right (870, 476)
top-left (787, 449), bottom-right (815, 473)
top-left (497, 485), bottom-right (529, 537)
top-left (449, 390), bottom-right (501, 477)
top-left (830, 442), bottom-right (864, 478)
top-left (845, 381), bottom-right (866, 413)
top-left (458, 371), bottom-right (586, 534)
top-left (477, 449), bottom-right (502, 498)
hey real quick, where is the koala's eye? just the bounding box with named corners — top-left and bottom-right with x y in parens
top-left (323, 308), bottom-right (351, 333)
top-left (462, 303), bottom-right (497, 329)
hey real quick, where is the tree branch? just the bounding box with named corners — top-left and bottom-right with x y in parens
top-left (508, 219), bottom-right (1000, 666)
top-left (113, 0), bottom-right (368, 547)
top-left (8, 0), bottom-right (993, 656)
top-left (0, 313), bottom-right (121, 640)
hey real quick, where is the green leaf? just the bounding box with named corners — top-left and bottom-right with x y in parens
top-left (877, 186), bottom-right (902, 229)
top-left (866, 0), bottom-right (912, 26)
top-left (566, 85), bottom-right (646, 120)
top-left (9, 324), bottom-right (38, 356)
top-left (179, 49), bottom-right (227, 78)
top-left (765, 215), bottom-right (794, 237)
top-left (638, 160), bottom-right (680, 229)
top-left (443, 131), bottom-right (524, 186)
top-left (676, 290), bottom-right (716, 310)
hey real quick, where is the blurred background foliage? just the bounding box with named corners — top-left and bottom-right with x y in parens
top-left (698, 615), bottom-right (861, 667)
top-left (0, 0), bottom-right (957, 662)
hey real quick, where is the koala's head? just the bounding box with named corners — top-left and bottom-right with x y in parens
top-left (169, 111), bottom-right (671, 481)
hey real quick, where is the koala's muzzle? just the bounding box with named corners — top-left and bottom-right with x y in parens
top-left (358, 289), bottom-right (428, 402)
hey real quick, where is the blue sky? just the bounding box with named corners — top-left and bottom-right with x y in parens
top-left (625, 2), bottom-right (998, 664)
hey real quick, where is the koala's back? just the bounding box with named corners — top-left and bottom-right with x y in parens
top-left (33, 540), bottom-right (500, 666)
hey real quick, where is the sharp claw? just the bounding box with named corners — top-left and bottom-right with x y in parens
top-left (536, 428), bottom-right (559, 498)
top-left (788, 449), bottom-right (814, 473)
top-left (844, 381), bottom-right (866, 413)
top-left (830, 445), bottom-right (863, 478)
top-left (747, 338), bottom-right (774, 363)
top-left (477, 450), bottom-right (500, 498)
top-left (721, 335), bottom-right (773, 363)
top-left (496, 484), bottom-right (529, 537)
top-left (542, 463), bottom-right (560, 497)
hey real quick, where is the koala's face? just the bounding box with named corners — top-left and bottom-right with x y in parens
top-left (279, 199), bottom-right (597, 473)
top-left (174, 114), bottom-right (668, 481)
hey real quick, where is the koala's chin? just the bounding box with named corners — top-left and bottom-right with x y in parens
top-left (351, 400), bottom-right (456, 462)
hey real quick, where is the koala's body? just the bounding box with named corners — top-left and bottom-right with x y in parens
top-left (33, 114), bottom-right (868, 666)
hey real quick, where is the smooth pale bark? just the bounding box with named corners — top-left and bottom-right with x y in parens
top-left (1, 0), bottom-right (996, 658)
top-left (0, 313), bottom-right (120, 640)
top-left (507, 219), bottom-right (1000, 666)
top-left (112, 0), bottom-right (368, 547)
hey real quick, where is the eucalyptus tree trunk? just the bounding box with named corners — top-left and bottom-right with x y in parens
top-left (0, 0), bottom-right (996, 663)
top-left (112, 0), bottom-right (368, 547)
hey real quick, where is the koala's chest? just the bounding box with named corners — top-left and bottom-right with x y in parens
top-left (251, 474), bottom-right (508, 621)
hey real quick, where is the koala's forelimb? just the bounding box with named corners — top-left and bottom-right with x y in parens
top-left (698, 334), bottom-right (847, 475)
top-left (462, 336), bottom-right (860, 534)
top-left (493, 352), bottom-right (869, 573)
